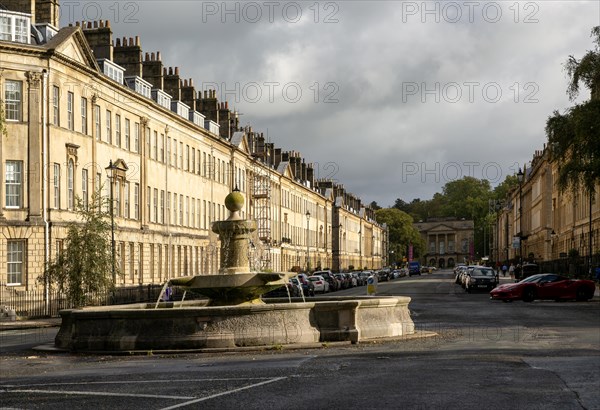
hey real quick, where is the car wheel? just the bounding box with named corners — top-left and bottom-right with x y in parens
top-left (522, 288), bottom-right (536, 302)
top-left (575, 287), bottom-right (591, 301)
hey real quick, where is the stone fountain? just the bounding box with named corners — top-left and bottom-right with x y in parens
top-left (167, 189), bottom-right (292, 306)
top-left (55, 191), bottom-right (414, 352)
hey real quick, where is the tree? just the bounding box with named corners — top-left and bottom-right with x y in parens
top-left (375, 208), bottom-right (425, 261)
top-left (44, 191), bottom-right (116, 307)
top-left (369, 201), bottom-right (381, 210)
top-left (546, 26), bottom-right (600, 198)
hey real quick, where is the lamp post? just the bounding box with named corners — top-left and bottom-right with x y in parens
top-left (106, 160), bottom-right (117, 284)
top-left (306, 210), bottom-right (311, 272)
top-left (517, 168), bottom-right (524, 265)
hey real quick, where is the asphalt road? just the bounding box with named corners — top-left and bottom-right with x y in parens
top-left (1, 270), bottom-right (599, 409)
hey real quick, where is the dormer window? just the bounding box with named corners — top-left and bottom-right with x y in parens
top-left (152, 89), bottom-right (172, 110)
top-left (97, 59), bottom-right (125, 84)
top-left (125, 76), bottom-right (152, 99)
top-left (0, 11), bottom-right (30, 44)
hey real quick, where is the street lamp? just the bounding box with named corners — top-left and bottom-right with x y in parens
top-left (306, 210), bottom-right (311, 272)
top-left (517, 168), bottom-right (524, 266)
top-left (106, 160), bottom-right (117, 284)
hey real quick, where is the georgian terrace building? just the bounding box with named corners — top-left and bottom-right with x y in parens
top-left (0, 1), bottom-right (386, 290)
top-left (495, 147), bottom-right (600, 268)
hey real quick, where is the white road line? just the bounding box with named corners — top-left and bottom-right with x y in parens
top-left (0, 378), bottom-right (275, 388)
top-left (0, 389), bottom-right (195, 400)
top-left (160, 377), bottom-right (288, 410)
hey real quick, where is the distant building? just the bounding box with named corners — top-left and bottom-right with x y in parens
top-left (413, 218), bottom-right (475, 268)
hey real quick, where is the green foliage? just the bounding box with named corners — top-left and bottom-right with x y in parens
top-left (0, 99), bottom-right (7, 137)
top-left (546, 26), bottom-right (600, 198)
top-left (375, 208), bottom-right (425, 259)
top-left (492, 175), bottom-right (518, 201)
top-left (43, 190), bottom-right (116, 307)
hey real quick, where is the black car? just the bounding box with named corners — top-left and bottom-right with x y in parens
top-left (515, 263), bottom-right (539, 281)
top-left (464, 266), bottom-right (498, 292)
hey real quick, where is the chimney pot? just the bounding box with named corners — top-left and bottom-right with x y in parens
top-left (175, 67), bottom-right (180, 75)
top-left (75, 21), bottom-right (79, 26)
top-left (157, 52), bottom-right (161, 60)
top-left (168, 67), bottom-right (173, 75)
top-left (93, 21), bottom-right (98, 28)
top-left (116, 38), bottom-right (121, 46)
top-left (135, 36), bottom-right (140, 46)
top-left (106, 20), bottom-right (111, 28)
top-left (225, 101), bottom-right (228, 109)
top-left (87, 21), bottom-right (92, 28)
top-left (99, 20), bottom-right (104, 28)
top-left (129, 37), bottom-right (134, 46)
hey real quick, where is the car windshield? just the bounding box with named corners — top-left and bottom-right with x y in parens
top-left (309, 277), bottom-right (320, 281)
top-left (520, 274), bottom-right (547, 283)
top-left (472, 268), bottom-right (494, 276)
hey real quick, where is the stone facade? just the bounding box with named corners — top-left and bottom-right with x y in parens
top-left (0, 2), bottom-right (386, 290)
top-left (495, 148), bottom-right (600, 266)
top-left (413, 218), bottom-right (475, 268)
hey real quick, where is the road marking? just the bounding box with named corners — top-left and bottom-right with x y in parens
top-left (159, 377), bottom-right (287, 409)
top-left (1, 377), bottom-right (277, 388)
top-left (0, 389), bottom-right (195, 400)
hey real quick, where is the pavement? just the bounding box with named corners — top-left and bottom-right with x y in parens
top-left (1, 276), bottom-right (599, 332)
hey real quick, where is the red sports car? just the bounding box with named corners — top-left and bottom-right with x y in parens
top-left (490, 273), bottom-right (596, 302)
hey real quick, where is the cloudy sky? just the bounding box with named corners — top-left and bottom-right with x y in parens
top-left (61, 1), bottom-right (599, 207)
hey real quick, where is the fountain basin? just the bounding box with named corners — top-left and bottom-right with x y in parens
top-left (55, 296), bottom-right (414, 352)
top-left (169, 273), bottom-right (292, 306)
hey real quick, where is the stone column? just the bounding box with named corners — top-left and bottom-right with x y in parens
top-left (26, 71), bottom-right (42, 221)
top-left (140, 116), bottom-right (148, 229)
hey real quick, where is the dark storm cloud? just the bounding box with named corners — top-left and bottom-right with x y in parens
top-left (63, 1), bottom-right (600, 206)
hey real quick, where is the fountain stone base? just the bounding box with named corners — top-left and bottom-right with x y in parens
top-left (55, 296), bottom-right (414, 352)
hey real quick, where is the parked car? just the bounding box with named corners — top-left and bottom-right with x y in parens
top-left (464, 266), bottom-right (497, 292)
top-left (308, 275), bottom-right (330, 294)
top-left (335, 273), bottom-right (349, 289)
top-left (313, 270), bottom-right (339, 292)
top-left (490, 274), bottom-right (596, 302)
top-left (294, 275), bottom-right (315, 296)
top-left (408, 261), bottom-right (421, 276)
top-left (263, 282), bottom-right (298, 298)
top-left (454, 265), bottom-right (468, 284)
top-left (515, 263), bottom-right (539, 281)
top-left (346, 273), bottom-right (358, 287)
top-left (377, 271), bottom-right (389, 282)
top-left (296, 273), bottom-right (315, 296)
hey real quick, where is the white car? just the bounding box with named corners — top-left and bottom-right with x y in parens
top-left (308, 275), bottom-right (330, 294)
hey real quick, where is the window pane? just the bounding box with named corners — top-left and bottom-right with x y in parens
top-left (4, 80), bottom-right (22, 121)
top-left (5, 160), bottom-right (22, 207)
top-left (7, 241), bottom-right (24, 285)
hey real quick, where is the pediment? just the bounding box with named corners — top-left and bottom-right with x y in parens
top-left (231, 131), bottom-right (250, 154)
top-left (277, 161), bottom-right (294, 179)
top-left (427, 224), bottom-right (456, 233)
top-left (47, 27), bottom-right (99, 70)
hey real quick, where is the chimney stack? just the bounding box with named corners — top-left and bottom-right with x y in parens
top-left (142, 51), bottom-right (164, 90)
top-left (113, 35), bottom-right (143, 77)
top-left (81, 19), bottom-right (113, 60)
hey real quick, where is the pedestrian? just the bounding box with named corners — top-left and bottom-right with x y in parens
top-left (502, 264), bottom-right (508, 277)
top-left (508, 263), bottom-right (515, 278)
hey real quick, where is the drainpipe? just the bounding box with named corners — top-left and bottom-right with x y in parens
top-left (42, 69), bottom-right (49, 315)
